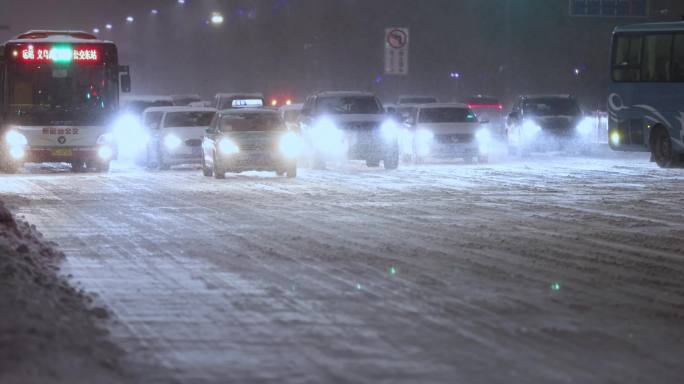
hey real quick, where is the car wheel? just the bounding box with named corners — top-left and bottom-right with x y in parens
top-left (213, 155), bottom-right (225, 179)
top-left (651, 128), bottom-right (677, 168)
top-left (286, 165), bottom-right (297, 178)
top-left (202, 155), bottom-right (213, 177)
top-left (2, 161), bottom-right (19, 174)
top-left (383, 154), bottom-right (399, 170)
top-left (71, 160), bottom-right (85, 173)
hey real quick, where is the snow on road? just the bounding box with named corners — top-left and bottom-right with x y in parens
top-left (1, 153), bottom-right (683, 383)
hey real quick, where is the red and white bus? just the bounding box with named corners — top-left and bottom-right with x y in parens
top-left (0, 30), bottom-right (130, 172)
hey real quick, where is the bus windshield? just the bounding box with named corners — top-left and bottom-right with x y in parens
top-left (7, 64), bottom-right (117, 125)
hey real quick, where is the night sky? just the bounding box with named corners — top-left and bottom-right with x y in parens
top-left (2, 0), bottom-right (683, 107)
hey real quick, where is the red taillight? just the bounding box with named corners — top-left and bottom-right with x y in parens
top-left (468, 103), bottom-right (503, 110)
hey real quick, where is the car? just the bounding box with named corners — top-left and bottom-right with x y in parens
top-left (461, 95), bottom-right (505, 137)
top-left (396, 95), bottom-right (439, 105)
top-left (506, 95), bottom-right (594, 154)
top-left (213, 93), bottom-right (265, 110)
top-left (405, 103), bottom-right (491, 163)
top-left (143, 107), bottom-right (216, 170)
top-left (299, 91), bottom-right (399, 170)
top-left (121, 95), bottom-right (174, 116)
top-left (280, 103), bottom-right (303, 131)
top-left (171, 94), bottom-right (202, 106)
top-left (202, 108), bottom-right (299, 178)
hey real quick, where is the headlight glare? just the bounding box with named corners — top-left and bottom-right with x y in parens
top-left (522, 121), bottom-right (542, 139)
top-left (98, 146), bottom-right (114, 160)
top-left (5, 130), bottom-right (28, 147)
top-left (9, 147), bottom-right (25, 160)
top-left (577, 117), bottom-right (595, 137)
top-left (279, 131), bottom-right (302, 159)
top-left (218, 138), bottom-right (239, 155)
top-left (415, 129), bottom-right (434, 156)
top-left (163, 134), bottom-right (182, 151)
top-left (309, 117), bottom-right (346, 155)
top-left (380, 120), bottom-right (399, 142)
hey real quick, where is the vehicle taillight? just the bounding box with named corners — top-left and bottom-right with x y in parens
top-left (468, 103), bottom-right (503, 111)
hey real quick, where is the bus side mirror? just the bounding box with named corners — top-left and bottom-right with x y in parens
top-left (121, 74), bottom-right (131, 93)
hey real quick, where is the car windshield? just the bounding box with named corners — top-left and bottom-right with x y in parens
top-left (419, 108), bottom-right (477, 123)
top-left (220, 113), bottom-right (284, 132)
top-left (523, 98), bottom-right (581, 116)
top-left (317, 96), bottom-right (382, 115)
top-left (164, 111), bottom-right (215, 127)
top-left (7, 63), bottom-right (117, 125)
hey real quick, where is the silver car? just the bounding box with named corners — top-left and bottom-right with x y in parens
top-left (202, 109), bottom-right (300, 179)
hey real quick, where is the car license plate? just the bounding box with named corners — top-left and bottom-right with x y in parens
top-left (52, 148), bottom-right (73, 157)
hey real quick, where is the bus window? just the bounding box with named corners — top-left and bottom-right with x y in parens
top-left (612, 35), bottom-right (642, 82)
top-left (672, 35), bottom-right (684, 82)
top-left (641, 34), bottom-right (673, 82)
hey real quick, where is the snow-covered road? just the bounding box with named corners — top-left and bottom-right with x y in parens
top-left (1, 154), bottom-right (683, 383)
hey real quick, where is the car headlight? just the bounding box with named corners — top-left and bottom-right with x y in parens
top-left (576, 117), bottom-right (595, 137)
top-left (163, 134), bottom-right (182, 151)
top-left (380, 120), bottom-right (399, 142)
top-left (521, 120), bottom-right (542, 139)
top-left (218, 138), bottom-right (239, 155)
top-left (475, 129), bottom-right (492, 144)
top-left (5, 130), bottom-right (28, 147)
top-left (310, 117), bottom-right (346, 154)
top-left (279, 131), bottom-right (302, 159)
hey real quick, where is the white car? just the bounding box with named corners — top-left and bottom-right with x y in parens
top-left (143, 107), bottom-right (216, 170)
top-left (406, 103), bottom-right (491, 163)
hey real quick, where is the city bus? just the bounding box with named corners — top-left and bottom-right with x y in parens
top-left (608, 21), bottom-right (684, 168)
top-left (0, 30), bottom-right (130, 172)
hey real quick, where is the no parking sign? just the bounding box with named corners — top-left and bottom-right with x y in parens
top-left (385, 28), bottom-right (409, 75)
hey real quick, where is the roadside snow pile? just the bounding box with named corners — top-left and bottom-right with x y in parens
top-left (0, 202), bottom-right (128, 384)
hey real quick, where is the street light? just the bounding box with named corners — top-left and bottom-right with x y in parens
top-left (105, 24), bottom-right (113, 30)
top-left (210, 12), bottom-right (224, 25)
top-left (151, 9), bottom-right (159, 15)
top-left (126, 16), bottom-right (134, 23)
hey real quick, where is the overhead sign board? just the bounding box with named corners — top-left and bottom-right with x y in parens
top-left (569, 0), bottom-right (648, 17)
top-left (384, 28), bottom-right (409, 76)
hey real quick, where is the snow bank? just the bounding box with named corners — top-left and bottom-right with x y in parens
top-left (0, 202), bottom-right (128, 384)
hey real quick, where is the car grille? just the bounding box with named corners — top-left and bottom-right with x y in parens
top-left (434, 133), bottom-right (474, 144)
top-left (341, 122), bottom-right (381, 131)
top-left (185, 139), bottom-right (202, 147)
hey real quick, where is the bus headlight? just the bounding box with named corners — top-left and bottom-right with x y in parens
top-left (380, 120), bottom-right (399, 142)
top-left (5, 130), bottom-right (28, 147)
top-left (9, 147), bottom-right (25, 160)
top-left (98, 146), bottom-right (114, 160)
top-left (218, 138), bottom-right (239, 155)
top-left (163, 134), bottom-right (182, 151)
top-left (610, 131), bottom-right (620, 146)
top-left (279, 131), bottom-right (302, 159)
top-left (415, 129), bottom-right (434, 156)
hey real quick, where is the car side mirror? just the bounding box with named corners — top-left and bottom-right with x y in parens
top-left (120, 74), bottom-right (131, 93)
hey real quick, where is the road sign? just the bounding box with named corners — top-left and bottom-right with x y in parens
top-left (384, 28), bottom-right (409, 76)
top-left (569, 0), bottom-right (648, 17)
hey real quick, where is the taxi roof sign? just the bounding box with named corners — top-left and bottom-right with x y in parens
top-left (232, 99), bottom-right (264, 108)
